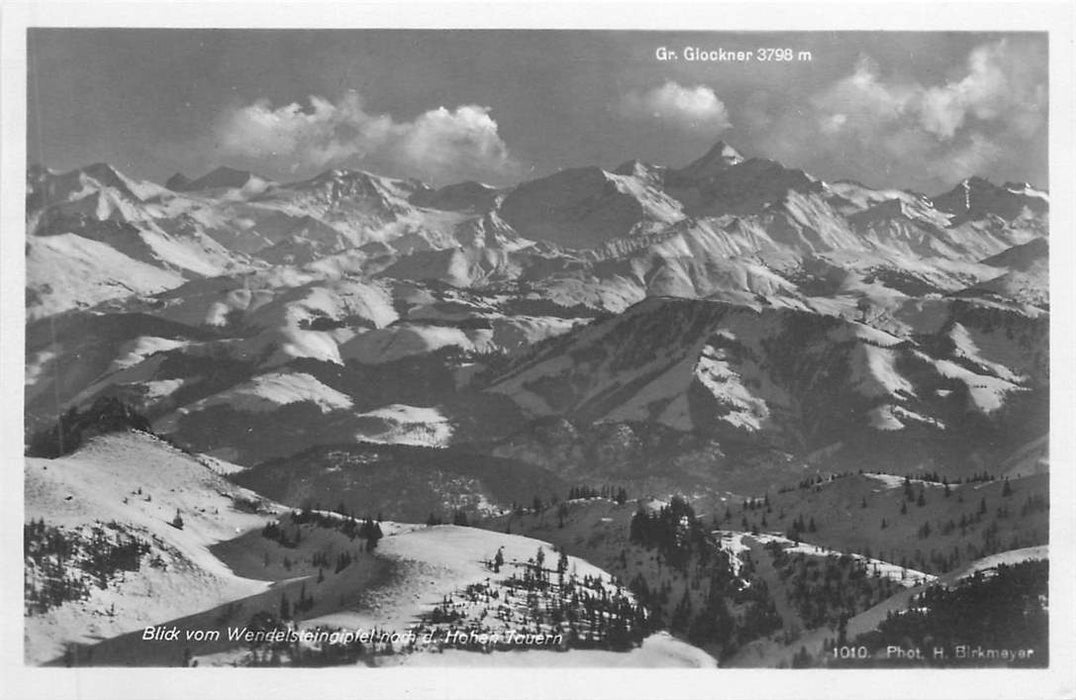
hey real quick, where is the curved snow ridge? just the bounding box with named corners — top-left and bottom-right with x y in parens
top-left (339, 315), bottom-right (582, 365)
top-left (306, 525), bottom-right (639, 649)
top-left (826, 322), bottom-right (903, 348)
top-left (747, 532), bottom-right (937, 588)
top-left (354, 404), bottom-right (454, 447)
top-left (341, 324), bottom-right (478, 364)
top-left (867, 404), bottom-right (946, 431)
top-left (847, 344), bottom-right (916, 399)
top-left (109, 336), bottom-right (189, 372)
top-left (948, 545), bottom-right (1047, 583)
top-left (399, 630), bottom-right (716, 667)
top-left (927, 355), bottom-right (1024, 414)
top-left (863, 472), bottom-right (949, 490)
top-left (182, 371), bottom-right (353, 414)
top-left (947, 323), bottom-right (1028, 384)
top-left (27, 233), bottom-right (185, 319)
top-left (23, 431), bottom-right (276, 664)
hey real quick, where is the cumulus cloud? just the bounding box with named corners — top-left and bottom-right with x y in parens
top-left (770, 38), bottom-right (1046, 191)
top-left (621, 81), bottom-right (731, 132)
top-left (213, 92), bottom-right (518, 184)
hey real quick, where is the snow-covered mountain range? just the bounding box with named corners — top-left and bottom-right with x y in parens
top-left (27, 141), bottom-right (1047, 320)
top-left (26, 140), bottom-right (1048, 477)
top-left (24, 140), bottom-right (1049, 667)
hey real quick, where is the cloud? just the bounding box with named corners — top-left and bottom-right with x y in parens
top-left (769, 38), bottom-right (1046, 191)
top-left (621, 81), bottom-right (731, 132)
top-left (213, 92), bottom-right (518, 184)
top-left (816, 40), bottom-right (1044, 143)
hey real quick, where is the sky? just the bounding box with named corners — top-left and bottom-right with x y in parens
top-left (27, 30), bottom-right (1048, 194)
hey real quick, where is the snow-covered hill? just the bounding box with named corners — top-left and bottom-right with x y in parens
top-left (24, 431), bottom-right (278, 664)
top-left (24, 431), bottom-right (712, 667)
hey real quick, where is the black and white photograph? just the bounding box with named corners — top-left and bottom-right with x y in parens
top-left (2, 2), bottom-right (1074, 698)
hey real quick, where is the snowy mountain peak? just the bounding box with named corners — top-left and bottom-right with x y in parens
top-left (675, 140), bottom-right (745, 181)
top-left (709, 140), bottom-right (744, 160)
top-left (77, 163), bottom-right (148, 198)
top-left (933, 176), bottom-right (1048, 221)
top-left (180, 166), bottom-right (261, 191)
top-left (295, 168), bottom-right (424, 200)
top-left (27, 162), bottom-right (169, 214)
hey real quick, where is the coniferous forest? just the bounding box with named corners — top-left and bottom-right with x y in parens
top-left (840, 560), bottom-right (1048, 668)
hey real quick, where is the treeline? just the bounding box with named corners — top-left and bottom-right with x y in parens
top-left (782, 472), bottom-right (857, 492)
top-left (767, 545), bottom-right (902, 631)
top-left (844, 559), bottom-right (1048, 667)
top-left (775, 470), bottom-right (1000, 496)
top-left (237, 613), bottom-right (397, 667)
top-left (262, 508), bottom-right (383, 552)
top-left (418, 545), bottom-right (648, 653)
top-left (426, 509), bottom-right (472, 526)
top-left (629, 497), bottom-right (711, 571)
top-left (25, 519), bottom-right (153, 614)
top-left (567, 485), bottom-right (629, 503)
top-left (297, 315), bottom-right (375, 332)
top-left (27, 397), bottom-right (152, 458)
top-left (628, 496), bottom-right (781, 658)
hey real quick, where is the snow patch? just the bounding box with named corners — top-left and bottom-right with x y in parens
top-left (183, 372), bottom-right (353, 414)
top-left (354, 404), bottom-right (453, 447)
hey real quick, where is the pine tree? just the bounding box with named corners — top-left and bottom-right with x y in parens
top-left (279, 593), bottom-right (291, 620)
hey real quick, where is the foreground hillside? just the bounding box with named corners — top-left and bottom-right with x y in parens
top-left (478, 475), bottom-right (1048, 668)
top-left (25, 431), bottom-right (712, 667)
top-left (24, 431), bottom-right (277, 664)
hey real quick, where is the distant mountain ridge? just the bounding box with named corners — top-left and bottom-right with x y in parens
top-left (25, 140), bottom-right (1048, 322)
